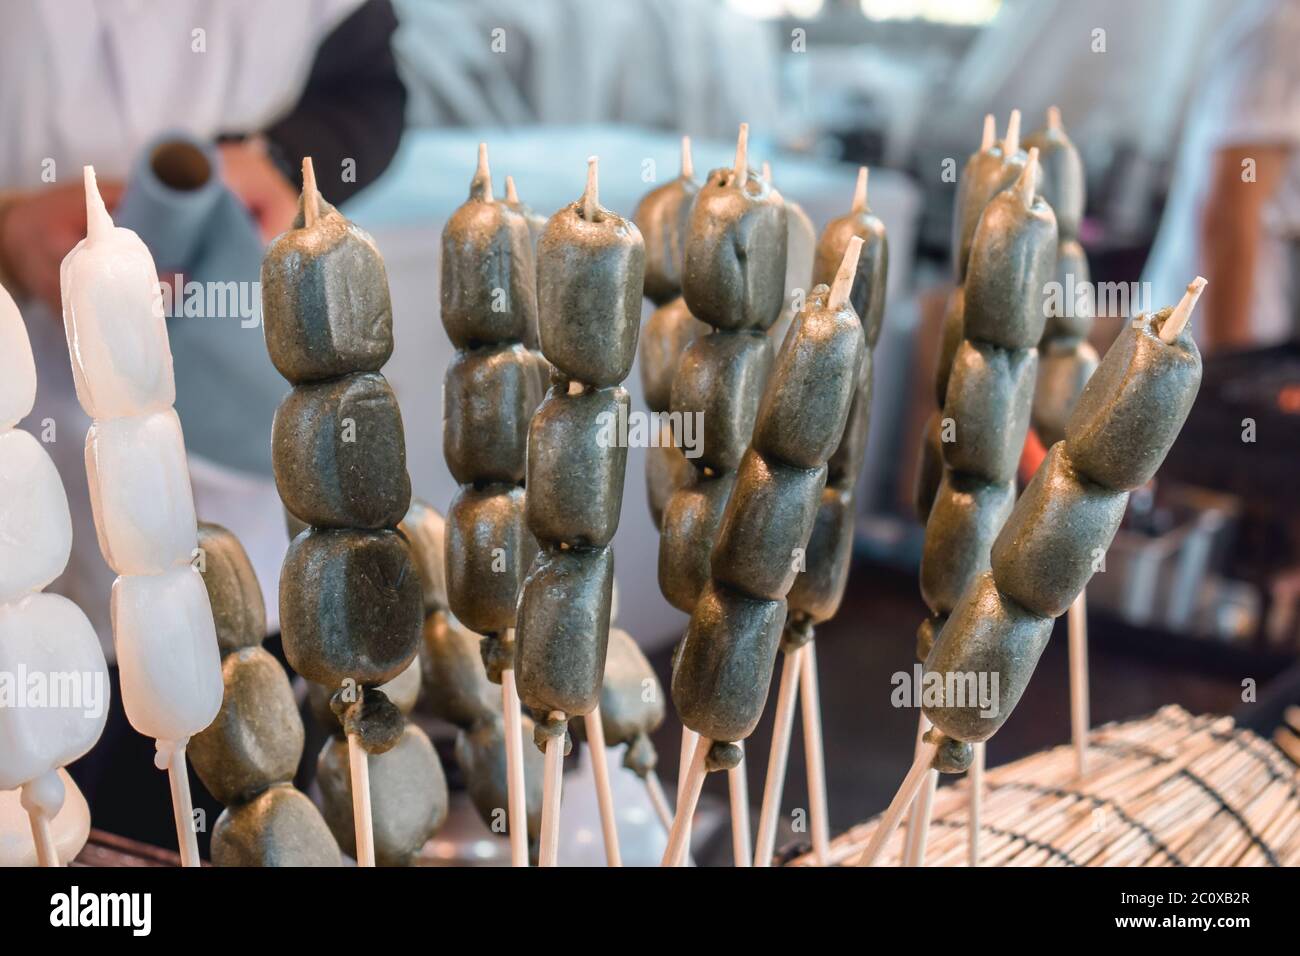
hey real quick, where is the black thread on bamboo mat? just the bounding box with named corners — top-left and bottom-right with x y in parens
top-left (931, 818), bottom-right (1079, 866)
top-left (1210, 732), bottom-right (1300, 799)
top-left (1152, 707), bottom-right (1300, 803)
top-left (1091, 740), bottom-right (1280, 867)
top-left (992, 781), bottom-right (1183, 865)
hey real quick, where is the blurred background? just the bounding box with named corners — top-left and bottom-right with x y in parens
top-left (3, 0), bottom-right (1299, 864)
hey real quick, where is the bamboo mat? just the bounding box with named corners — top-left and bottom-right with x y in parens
top-left (71, 829), bottom-right (189, 867)
top-left (792, 706), bottom-right (1300, 867)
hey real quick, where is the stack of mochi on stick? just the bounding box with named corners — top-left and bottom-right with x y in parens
top-left (0, 284), bottom-right (108, 867)
top-left (439, 145), bottom-right (545, 867)
top-left (513, 155), bottom-right (644, 867)
top-left (635, 128), bottom-right (892, 867)
top-left (60, 168), bottom-right (224, 867)
top-left (653, 125), bottom-right (787, 866)
top-left (907, 113), bottom-right (1051, 866)
top-left (905, 109), bottom-right (1109, 867)
top-left (660, 115), bottom-right (869, 865)
top-left (664, 232), bottom-right (868, 866)
top-left (857, 253), bottom-right (1205, 866)
top-left (261, 159), bottom-right (423, 866)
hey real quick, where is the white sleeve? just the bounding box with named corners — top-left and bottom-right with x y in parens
top-left (1210, 0), bottom-right (1300, 148)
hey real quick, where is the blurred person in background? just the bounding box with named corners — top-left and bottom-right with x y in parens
top-left (0, 0), bottom-right (406, 849)
top-left (0, 0), bottom-right (405, 637)
top-left (1143, 0), bottom-right (1300, 353)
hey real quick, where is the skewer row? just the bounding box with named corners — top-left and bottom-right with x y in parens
top-left (262, 159), bottom-right (424, 865)
top-left (513, 156), bottom-right (644, 866)
top-left (440, 145), bottom-right (543, 866)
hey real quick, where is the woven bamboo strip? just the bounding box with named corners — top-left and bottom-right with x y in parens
top-left (792, 707), bottom-right (1300, 867)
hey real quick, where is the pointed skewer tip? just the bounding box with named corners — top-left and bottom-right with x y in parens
top-left (1160, 276), bottom-right (1207, 343)
top-left (301, 157), bottom-right (320, 227)
top-left (474, 143), bottom-right (494, 203)
top-left (981, 114), bottom-right (997, 152)
top-left (581, 155), bottom-right (599, 221)
top-left (1047, 105), bottom-right (1062, 131)
top-left (1004, 109), bottom-right (1021, 155)
top-left (734, 123), bottom-right (750, 187)
top-left (681, 135), bottom-right (694, 179)
top-left (852, 167), bottom-right (869, 213)
top-left (828, 236), bottom-right (864, 311)
top-left (505, 175), bottom-right (519, 204)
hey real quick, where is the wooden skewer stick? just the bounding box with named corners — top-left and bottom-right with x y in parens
top-left (584, 707), bottom-right (623, 866)
top-left (475, 142), bottom-right (494, 203)
top-left (729, 742), bottom-right (752, 867)
top-left (28, 810), bottom-right (59, 868)
top-left (851, 166), bottom-right (869, 214)
top-left (302, 157), bottom-right (320, 228)
top-left (734, 123), bottom-right (750, 187)
top-left (1003, 108), bottom-right (1021, 156)
top-left (663, 734), bottom-right (710, 867)
top-left (969, 740), bottom-right (985, 866)
top-left (581, 156), bottom-right (599, 222)
top-left (1068, 592), bottom-right (1090, 776)
top-left (538, 710), bottom-right (566, 867)
top-left (681, 135), bottom-right (694, 179)
top-left (829, 236), bottom-right (865, 310)
top-left (901, 712), bottom-right (929, 863)
top-left (346, 734), bottom-right (375, 867)
top-left (1160, 276), bottom-right (1207, 343)
top-left (500, 650), bottom-right (529, 867)
top-left (157, 742), bottom-right (202, 868)
top-left (980, 113), bottom-right (996, 152)
top-left (761, 160), bottom-right (772, 184)
top-left (21, 777), bottom-right (62, 868)
top-left (754, 645), bottom-right (804, 866)
top-left (505, 175), bottom-right (520, 205)
top-left (800, 641), bottom-right (831, 865)
top-left (677, 725), bottom-right (698, 859)
top-left (645, 770), bottom-right (675, 833)
top-left (1047, 104), bottom-right (1062, 131)
top-left (907, 765), bottom-right (939, 866)
top-left (856, 740), bottom-right (940, 867)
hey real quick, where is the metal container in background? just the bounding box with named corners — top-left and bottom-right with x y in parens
top-left (1088, 484), bottom-right (1246, 638)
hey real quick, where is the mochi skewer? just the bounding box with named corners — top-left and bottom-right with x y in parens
top-left (1, 286), bottom-right (109, 867)
top-left (61, 169), bottom-right (223, 866)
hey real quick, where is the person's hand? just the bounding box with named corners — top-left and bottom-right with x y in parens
top-left (0, 180), bottom-right (125, 314)
top-left (219, 140), bottom-right (298, 242)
